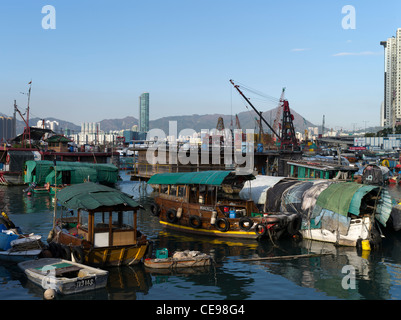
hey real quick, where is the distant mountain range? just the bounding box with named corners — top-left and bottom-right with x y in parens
top-left (5, 106), bottom-right (317, 136)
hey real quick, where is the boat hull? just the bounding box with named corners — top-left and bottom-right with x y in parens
top-left (0, 249), bottom-right (42, 262)
top-left (160, 220), bottom-right (260, 239)
top-left (18, 258), bottom-right (108, 295)
top-left (144, 257), bottom-right (212, 269)
top-left (154, 196), bottom-right (300, 240)
top-left (300, 216), bottom-right (372, 247)
top-left (82, 244), bottom-right (149, 267)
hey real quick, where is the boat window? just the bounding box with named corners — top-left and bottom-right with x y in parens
top-left (169, 185), bottom-right (177, 196)
top-left (111, 211), bottom-right (133, 229)
top-left (177, 186), bottom-right (186, 198)
top-left (93, 211), bottom-right (134, 230)
top-left (189, 186), bottom-right (198, 203)
top-left (315, 170), bottom-right (321, 179)
top-left (79, 211), bottom-right (89, 229)
top-left (160, 185), bottom-right (168, 194)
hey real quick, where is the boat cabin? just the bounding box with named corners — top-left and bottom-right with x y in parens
top-left (48, 182), bottom-right (149, 266)
top-left (149, 171), bottom-right (258, 218)
top-left (286, 160), bottom-right (358, 181)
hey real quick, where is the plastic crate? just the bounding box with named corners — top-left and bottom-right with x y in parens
top-left (156, 248), bottom-right (168, 259)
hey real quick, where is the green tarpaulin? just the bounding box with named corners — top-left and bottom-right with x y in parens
top-left (56, 182), bottom-right (140, 211)
top-left (24, 160), bottom-right (119, 185)
top-left (316, 182), bottom-right (365, 217)
top-left (349, 185), bottom-right (379, 216)
top-left (147, 170), bottom-right (253, 186)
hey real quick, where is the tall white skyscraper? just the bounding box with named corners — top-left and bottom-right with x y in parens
top-left (381, 28), bottom-right (401, 128)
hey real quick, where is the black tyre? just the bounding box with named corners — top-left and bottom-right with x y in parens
top-left (189, 215), bottom-right (202, 228)
top-left (166, 209), bottom-right (178, 223)
top-left (239, 217), bottom-right (254, 231)
top-left (150, 203), bottom-right (160, 216)
top-left (215, 218), bottom-right (230, 232)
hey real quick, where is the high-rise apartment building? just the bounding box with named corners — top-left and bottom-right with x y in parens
top-left (381, 28), bottom-right (401, 127)
top-left (139, 92), bottom-right (149, 132)
top-left (0, 116), bottom-right (15, 142)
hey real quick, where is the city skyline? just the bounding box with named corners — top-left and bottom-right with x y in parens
top-left (1, 1), bottom-right (401, 131)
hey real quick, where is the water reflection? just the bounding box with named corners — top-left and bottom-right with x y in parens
top-left (3, 174), bottom-right (401, 299)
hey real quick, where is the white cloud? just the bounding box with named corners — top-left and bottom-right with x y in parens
top-left (332, 51), bottom-right (383, 57)
top-left (291, 48), bottom-right (311, 52)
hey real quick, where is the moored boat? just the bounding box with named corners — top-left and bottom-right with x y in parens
top-left (247, 176), bottom-right (394, 247)
top-left (0, 212), bottom-right (45, 262)
top-left (144, 249), bottom-right (212, 269)
top-left (47, 182), bottom-right (150, 267)
top-left (18, 258), bottom-right (108, 295)
top-left (147, 171), bottom-right (302, 241)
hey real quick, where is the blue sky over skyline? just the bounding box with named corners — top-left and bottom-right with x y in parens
top-left (1, 1), bottom-right (400, 130)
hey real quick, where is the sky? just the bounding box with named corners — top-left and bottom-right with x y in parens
top-left (0, 0), bottom-right (400, 131)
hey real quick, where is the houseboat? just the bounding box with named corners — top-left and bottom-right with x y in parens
top-left (0, 145), bottom-right (119, 186)
top-left (242, 176), bottom-right (394, 247)
top-left (47, 182), bottom-right (150, 267)
top-left (286, 158), bottom-right (359, 181)
top-left (24, 160), bottom-right (119, 193)
top-left (147, 171), bottom-right (302, 240)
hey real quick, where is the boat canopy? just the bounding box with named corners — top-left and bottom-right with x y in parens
top-left (240, 178), bottom-right (394, 229)
top-left (147, 170), bottom-right (255, 186)
top-left (24, 160), bottom-right (119, 185)
top-left (56, 182), bottom-right (140, 211)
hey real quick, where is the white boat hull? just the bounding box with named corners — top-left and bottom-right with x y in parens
top-left (300, 216), bottom-right (371, 247)
top-left (18, 258), bottom-right (109, 295)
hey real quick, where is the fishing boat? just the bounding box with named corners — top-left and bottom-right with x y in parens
top-left (47, 182), bottom-right (150, 267)
top-left (18, 258), bottom-right (108, 295)
top-left (144, 249), bottom-right (212, 269)
top-left (147, 171), bottom-right (302, 240)
top-left (286, 158), bottom-right (359, 181)
top-left (245, 176), bottom-right (394, 247)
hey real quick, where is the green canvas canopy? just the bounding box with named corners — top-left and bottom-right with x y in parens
top-left (348, 185), bottom-right (379, 216)
top-left (147, 170), bottom-right (255, 186)
top-left (56, 182), bottom-right (140, 211)
top-left (315, 182), bottom-right (383, 217)
top-left (24, 160), bottom-right (119, 185)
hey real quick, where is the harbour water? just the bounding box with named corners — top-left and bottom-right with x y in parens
top-left (2, 171), bottom-right (401, 300)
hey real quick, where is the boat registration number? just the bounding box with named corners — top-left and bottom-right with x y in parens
top-left (75, 277), bottom-right (96, 288)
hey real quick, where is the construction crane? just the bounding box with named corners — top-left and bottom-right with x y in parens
top-left (272, 87), bottom-right (286, 142)
top-left (229, 79), bottom-right (280, 140)
top-left (229, 79), bottom-right (299, 150)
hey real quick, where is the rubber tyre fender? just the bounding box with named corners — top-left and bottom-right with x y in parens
top-left (61, 244), bottom-right (72, 261)
top-left (72, 246), bottom-right (86, 264)
top-left (239, 217), bottom-right (254, 231)
top-left (188, 215), bottom-right (202, 229)
top-left (150, 203), bottom-right (160, 216)
top-left (144, 240), bottom-right (154, 259)
top-left (215, 218), bottom-right (230, 232)
top-left (49, 242), bottom-right (63, 258)
top-left (287, 215), bottom-right (302, 236)
top-left (166, 209), bottom-right (178, 223)
top-left (255, 223), bottom-right (266, 236)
